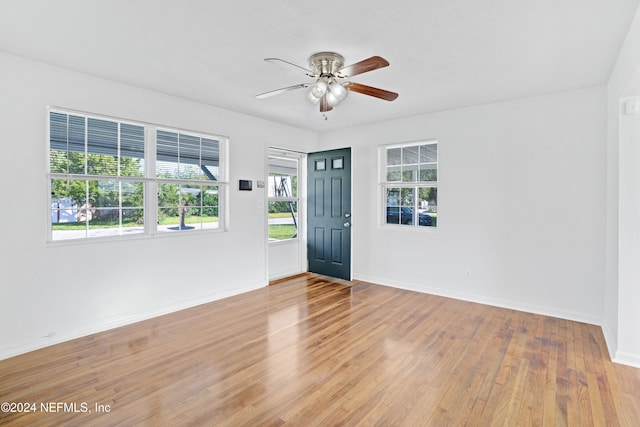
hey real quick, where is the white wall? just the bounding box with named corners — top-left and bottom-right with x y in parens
top-left (319, 86), bottom-right (608, 325)
top-left (606, 5), bottom-right (640, 367)
top-left (0, 52), bottom-right (317, 360)
top-left (2, 44), bottom-right (636, 367)
top-left (268, 241), bottom-right (305, 280)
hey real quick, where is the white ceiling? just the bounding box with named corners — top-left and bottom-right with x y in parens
top-left (1, 1), bottom-right (638, 132)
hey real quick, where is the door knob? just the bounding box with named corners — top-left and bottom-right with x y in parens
top-left (344, 222), bottom-right (351, 228)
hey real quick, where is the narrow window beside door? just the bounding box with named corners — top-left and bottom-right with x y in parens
top-left (268, 154), bottom-right (299, 241)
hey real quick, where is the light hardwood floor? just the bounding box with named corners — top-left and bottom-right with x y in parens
top-left (1, 274), bottom-right (639, 426)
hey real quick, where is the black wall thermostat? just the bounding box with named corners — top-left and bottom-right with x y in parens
top-left (238, 179), bottom-right (252, 191)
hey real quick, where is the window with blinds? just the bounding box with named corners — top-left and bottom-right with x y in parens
top-left (48, 109), bottom-right (227, 242)
top-left (155, 129), bottom-right (221, 234)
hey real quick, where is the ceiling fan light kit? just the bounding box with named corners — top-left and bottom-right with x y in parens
top-left (257, 51), bottom-right (398, 116)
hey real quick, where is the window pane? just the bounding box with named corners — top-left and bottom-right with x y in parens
top-left (50, 148), bottom-right (69, 174)
top-left (268, 201), bottom-right (298, 240)
top-left (86, 208), bottom-right (119, 237)
top-left (401, 188), bottom-right (414, 225)
top-left (90, 181), bottom-right (145, 235)
top-left (419, 164), bottom-right (437, 181)
top-left (158, 184), bottom-right (219, 232)
top-left (418, 187), bottom-right (437, 227)
top-left (268, 156), bottom-right (298, 199)
top-left (51, 178), bottom-right (86, 207)
top-left (157, 131), bottom-right (218, 181)
top-left (158, 183), bottom-right (179, 232)
top-left (268, 152), bottom-right (297, 241)
top-left (158, 183), bottom-right (180, 207)
top-left (157, 160), bottom-right (180, 179)
top-left (122, 182), bottom-right (144, 207)
top-left (420, 144), bottom-right (437, 162)
top-left (51, 178), bottom-right (86, 240)
top-left (387, 148), bottom-right (401, 165)
top-left (157, 130), bottom-right (179, 178)
top-left (402, 145), bottom-right (419, 164)
top-left (386, 206), bottom-right (413, 225)
top-left (386, 188), bottom-right (412, 225)
top-left (67, 116), bottom-right (86, 173)
top-left (386, 187), bottom-right (400, 225)
top-left (202, 185), bottom-right (219, 230)
top-left (49, 112), bottom-right (71, 173)
top-left (386, 206), bottom-right (400, 224)
top-left (92, 180), bottom-right (119, 208)
top-left (182, 184), bottom-right (202, 207)
top-left (120, 123), bottom-right (145, 177)
top-left (158, 207), bottom-right (178, 232)
top-left (87, 119), bottom-right (118, 175)
top-left (185, 163), bottom-right (201, 180)
top-left (386, 166), bottom-right (401, 182)
top-left (122, 208), bottom-right (145, 233)
top-left (180, 134), bottom-right (200, 166)
top-left (49, 113), bottom-right (86, 174)
top-left (201, 137), bottom-right (220, 181)
top-left (386, 187), bottom-right (400, 206)
top-left (182, 207), bottom-right (204, 231)
top-left (268, 174), bottom-right (295, 198)
top-left (401, 188), bottom-right (414, 206)
top-left (402, 165), bottom-right (418, 182)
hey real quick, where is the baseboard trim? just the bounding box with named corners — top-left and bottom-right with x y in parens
top-left (601, 324), bottom-right (620, 360)
top-left (0, 281), bottom-right (266, 362)
top-left (613, 351), bottom-right (640, 368)
top-left (352, 273), bottom-right (604, 327)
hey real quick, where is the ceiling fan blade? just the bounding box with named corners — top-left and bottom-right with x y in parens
top-left (264, 58), bottom-right (315, 76)
top-left (320, 95), bottom-right (333, 112)
top-left (255, 83), bottom-right (308, 99)
top-left (344, 82), bottom-right (398, 101)
top-left (338, 56), bottom-right (389, 78)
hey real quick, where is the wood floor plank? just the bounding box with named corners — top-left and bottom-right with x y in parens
top-left (0, 274), bottom-right (639, 426)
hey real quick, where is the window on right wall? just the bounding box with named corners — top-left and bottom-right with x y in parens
top-left (381, 140), bottom-right (438, 228)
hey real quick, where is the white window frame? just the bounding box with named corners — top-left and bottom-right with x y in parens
top-left (267, 149), bottom-right (301, 243)
top-left (154, 127), bottom-right (226, 235)
top-left (379, 139), bottom-right (438, 229)
top-left (47, 107), bottom-right (228, 243)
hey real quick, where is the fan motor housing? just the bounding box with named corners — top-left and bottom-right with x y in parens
top-left (309, 52), bottom-right (344, 76)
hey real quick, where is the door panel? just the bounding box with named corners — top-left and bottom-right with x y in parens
top-left (307, 148), bottom-right (351, 280)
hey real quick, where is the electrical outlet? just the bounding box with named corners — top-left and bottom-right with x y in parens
top-left (464, 270), bottom-right (472, 279)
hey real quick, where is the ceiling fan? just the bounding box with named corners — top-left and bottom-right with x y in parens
top-left (255, 52), bottom-right (399, 113)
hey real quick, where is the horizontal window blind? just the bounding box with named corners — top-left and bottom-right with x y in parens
top-left (50, 112), bottom-right (144, 158)
top-left (157, 129), bottom-right (219, 166)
